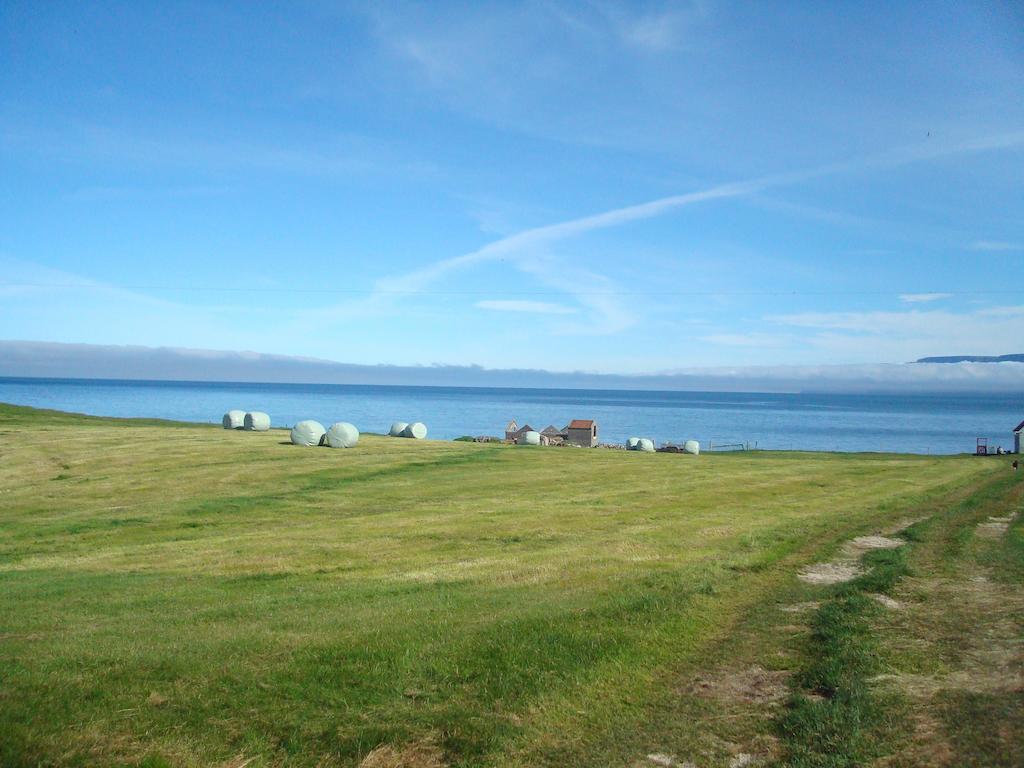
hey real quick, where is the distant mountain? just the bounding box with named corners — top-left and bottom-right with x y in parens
top-left (915, 354), bottom-right (1024, 363)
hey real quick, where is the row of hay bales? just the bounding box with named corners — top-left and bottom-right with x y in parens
top-left (222, 410), bottom-right (361, 448)
top-left (222, 410), bottom-right (271, 431)
top-left (388, 421), bottom-right (428, 439)
top-left (627, 437), bottom-right (700, 454)
top-left (626, 437), bottom-right (655, 452)
top-left (295, 420), bottom-right (427, 447)
top-left (290, 420), bottom-right (360, 448)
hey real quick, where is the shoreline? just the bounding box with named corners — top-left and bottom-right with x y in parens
top-left (3, 401), bottom-right (1015, 459)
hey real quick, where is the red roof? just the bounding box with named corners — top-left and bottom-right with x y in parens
top-left (568, 419), bottom-right (595, 429)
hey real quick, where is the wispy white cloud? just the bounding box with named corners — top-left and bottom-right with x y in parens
top-left (700, 332), bottom-right (792, 347)
top-left (255, 126), bottom-right (1023, 348)
top-left (899, 292), bottom-right (952, 303)
top-left (970, 240), bottom-right (1022, 252)
top-left (619, 14), bottom-right (686, 51)
top-left (0, 257), bottom-right (288, 350)
top-left (599, 2), bottom-right (710, 53)
top-left (765, 305), bottom-right (1024, 361)
top-left (344, 175), bottom-right (777, 335)
top-left (978, 306), bottom-right (1024, 318)
top-left (768, 307), bottom-right (1015, 333)
top-left (516, 256), bottom-right (635, 335)
top-left (64, 184), bottom-right (231, 202)
top-left (0, 120), bottom-right (438, 181)
top-left (475, 299), bottom-right (576, 315)
top-left (354, 128), bottom-right (1024, 317)
top-left (371, 175), bottom-right (771, 297)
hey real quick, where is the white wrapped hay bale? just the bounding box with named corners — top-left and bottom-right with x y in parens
top-left (222, 410), bottom-right (246, 429)
top-left (684, 440), bottom-right (700, 455)
top-left (402, 422), bottom-right (427, 439)
top-left (626, 437), bottom-right (640, 450)
top-left (290, 420), bottom-right (326, 447)
top-left (244, 411), bottom-right (271, 431)
top-left (636, 438), bottom-right (655, 452)
top-left (519, 430), bottom-right (541, 446)
top-left (389, 421), bottom-right (408, 437)
top-left (326, 422), bottom-right (359, 448)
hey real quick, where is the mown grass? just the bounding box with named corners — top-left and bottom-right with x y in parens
top-left (779, 471), bottom-right (1023, 768)
top-left (915, 477), bottom-right (1024, 767)
top-left (778, 556), bottom-right (912, 768)
top-left (0, 403), bottom-right (1007, 767)
top-left (780, 595), bottom-right (887, 767)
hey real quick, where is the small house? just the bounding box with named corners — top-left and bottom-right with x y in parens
top-left (540, 425), bottom-right (564, 446)
top-left (1015, 420), bottom-right (1023, 454)
top-left (566, 419), bottom-right (598, 447)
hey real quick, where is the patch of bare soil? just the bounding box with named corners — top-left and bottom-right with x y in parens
top-left (976, 513), bottom-right (1017, 538)
top-left (359, 740), bottom-right (446, 768)
top-left (644, 753), bottom-right (694, 768)
top-left (690, 665), bottom-right (790, 706)
top-left (797, 562), bottom-right (861, 585)
top-left (799, 529), bottom-right (908, 585)
top-left (654, 665), bottom-right (783, 768)
top-left (778, 601), bottom-right (819, 613)
top-left (728, 753), bottom-right (757, 768)
top-left (842, 535), bottom-right (904, 556)
top-left (872, 594), bottom-right (901, 610)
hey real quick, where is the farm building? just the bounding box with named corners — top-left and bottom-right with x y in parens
top-left (1015, 419), bottom-right (1023, 454)
top-left (505, 419), bottom-right (596, 446)
top-left (566, 419), bottom-right (598, 447)
top-left (540, 425), bottom-right (564, 446)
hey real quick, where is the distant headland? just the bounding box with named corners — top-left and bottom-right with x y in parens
top-left (915, 354), bottom-right (1024, 364)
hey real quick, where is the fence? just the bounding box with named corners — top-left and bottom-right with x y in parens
top-left (706, 441), bottom-right (758, 452)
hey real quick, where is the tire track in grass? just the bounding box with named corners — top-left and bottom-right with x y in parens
top-left (776, 474), bottom-right (1021, 767)
top-left (777, 528), bottom-right (914, 767)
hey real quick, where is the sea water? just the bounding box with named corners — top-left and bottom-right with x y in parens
top-left (0, 377), bottom-right (1019, 455)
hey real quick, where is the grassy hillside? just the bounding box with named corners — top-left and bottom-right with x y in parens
top-left (0, 403), bottom-right (1015, 767)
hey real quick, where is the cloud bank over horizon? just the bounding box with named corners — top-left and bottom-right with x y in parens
top-left (2, 340), bottom-right (1022, 395)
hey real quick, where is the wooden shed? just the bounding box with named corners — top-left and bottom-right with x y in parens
top-left (540, 425), bottom-right (564, 446)
top-left (566, 419), bottom-right (598, 447)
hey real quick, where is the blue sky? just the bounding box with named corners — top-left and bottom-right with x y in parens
top-left (2, 1), bottom-right (1023, 375)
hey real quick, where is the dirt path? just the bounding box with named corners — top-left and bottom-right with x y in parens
top-left (796, 531), bottom-right (905, 586)
top-left (868, 494), bottom-right (1023, 766)
top-left (636, 526), bottom-right (918, 767)
top-left (636, 476), bottom-right (1022, 768)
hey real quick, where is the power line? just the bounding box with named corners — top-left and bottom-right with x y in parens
top-left (1, 282), bottom-right (1022, 298)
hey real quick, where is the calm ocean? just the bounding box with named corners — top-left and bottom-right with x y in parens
top-left (2, 377), bottom-right (1021, 454)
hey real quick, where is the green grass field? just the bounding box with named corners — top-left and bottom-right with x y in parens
top-left (0, 404), bottom-right (1019, 767)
